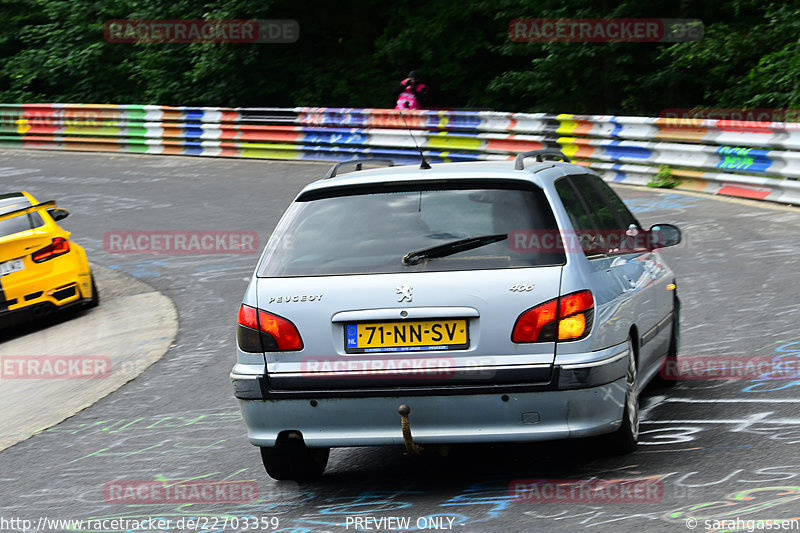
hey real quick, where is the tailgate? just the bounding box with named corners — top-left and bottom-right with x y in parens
top-left (257, 266), bottom-right (563, 389)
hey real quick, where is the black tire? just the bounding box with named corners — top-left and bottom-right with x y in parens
top-left (602, 336), bottom-right (639, 454)
top-left (84, 275), bottom-right (99, 309)
top-left (653, 295), bottom-right (680, 388)
top-left (260, 439), bottom-right (329, 481)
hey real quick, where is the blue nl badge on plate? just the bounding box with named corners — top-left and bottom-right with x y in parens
top-left (346, 324), bottom-right (358, 348)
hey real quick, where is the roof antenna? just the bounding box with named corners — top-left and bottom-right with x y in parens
top-left (398, 110), bottom-right (431, 170)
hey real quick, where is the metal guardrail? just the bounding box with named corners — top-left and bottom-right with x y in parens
top-left (1, 103), bottom-right (799, 205)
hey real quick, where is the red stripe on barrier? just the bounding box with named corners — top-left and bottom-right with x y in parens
top-left (718, 185), bottom-right (771, 199)
top-left (22, 104), bottom-right (58, 112)
top-left (19, 135), bottom-right (60, 141)
top-left (217, 128), bottom-right (240, 140)
top-left (486, 138), bottom-right (543, 152)
top-left (368, 112), bottom-right (426, 129)
top-left (715, 120), bottom-right (775, 134)
top-left (570, 120), bottom-right (595, 135)
top-left (239, 125), bottom-right (301, 142)
top-left (22, 126), bottom-right (59, 135)
top-left (23, 141), bottom-right (64, 149)
top-left (220, 111), bottom-right (240, 122)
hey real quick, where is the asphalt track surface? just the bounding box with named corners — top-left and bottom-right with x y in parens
top-left (0, 264), bottom-right (177, 451)
top-left (1, 149), bottom-right (800, 533)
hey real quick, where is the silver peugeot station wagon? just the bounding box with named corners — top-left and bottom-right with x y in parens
top-left (231, 150), bottom-right (681, 481)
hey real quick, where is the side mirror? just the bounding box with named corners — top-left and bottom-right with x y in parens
top-left (648, 224), bottom-right (681, 250)
top-left (48, 208), bottom-right (70, 222)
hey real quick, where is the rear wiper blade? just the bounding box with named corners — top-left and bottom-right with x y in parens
top-left (402, 233), bottom-right (508, 265)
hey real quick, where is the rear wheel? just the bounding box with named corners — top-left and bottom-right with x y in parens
top-left (260, 435), bottom-right (329, 481)
top-left (602, 337), bottom-right (639, 454)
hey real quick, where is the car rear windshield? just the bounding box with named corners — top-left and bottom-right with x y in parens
top-left (258, 180), bottom-right (565, 277)
top-left (0, 195), bottom-right (44, 238)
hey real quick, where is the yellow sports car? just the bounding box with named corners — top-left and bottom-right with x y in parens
top-left (0, 191), bottom-right (97, 327)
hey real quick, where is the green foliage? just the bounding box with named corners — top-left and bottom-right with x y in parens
top-left (648, 165), bottom-right (680, 189)
top-left (0, 0), bottom-right (799, 112)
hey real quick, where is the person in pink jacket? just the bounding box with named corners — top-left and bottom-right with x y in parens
top-left (394, 70), bottom-right (429, 110)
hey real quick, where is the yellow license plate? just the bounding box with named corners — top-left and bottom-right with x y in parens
top-left (345, 319), bottom-right (469, 353)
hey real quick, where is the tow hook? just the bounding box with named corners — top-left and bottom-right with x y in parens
top-left (397, 404), bottom-right (424, 455)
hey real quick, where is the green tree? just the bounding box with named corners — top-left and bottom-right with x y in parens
top-left (1, 0), bottom-right (799, 113)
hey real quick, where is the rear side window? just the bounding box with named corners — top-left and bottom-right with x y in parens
top-left (572, 174), bottom-right (639, 230)
top-left (258, 181), bottom-right (565, 276)
top-left (555, 175), bottom-right (644, 256)
top-left (0, 196), bottom-right (44, 238)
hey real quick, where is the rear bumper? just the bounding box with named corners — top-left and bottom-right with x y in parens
top-left (2, 267), bottom-right (90, 315)
top-left (0, 296), bottom-right (87, 328)
top-left (0, 268), bottom-right (92, 327)
top-left (237, 379), bottom-right (626, 447)
top-left (232, 342), bottom-right (629, 399)
top-left (231, 343), bottom-right (629, 447)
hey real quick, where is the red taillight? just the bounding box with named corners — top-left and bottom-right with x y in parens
top-left (512, 290), bottom-right (594, 343)
top-left (237, 304), bottom-right (258, 329)
top-left (237, 304), bottom-right (303, 352)
top-left (511, 300), bottom-right (558, 343)
top-left (560, 291), bottom-right (593, 317)
top-left (258, 310), bottom-right (303, 351)
top-left (32, 237), bottom-right (70, 263)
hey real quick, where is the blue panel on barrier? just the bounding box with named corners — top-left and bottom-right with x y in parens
top-left (301, 130), bottom-right (368, 145)
top-left (366, 148), bottom-right (482, 163)
top-left (604, 141), bottom-right (652, 159)
top-left (427, 112), bottom-right (482, 130)
top-left (293, 144), bottom-right (488, 165)
top-left (306, 109), bottom-right (368, 127)
top-left (301, 144), bottom-right (363, 153)
top-left (300, 152), bottom-right (361, 162)
top-left (716, 146), bottom-right (772, 173)
top-left (183, 127), bottom-right (204, 139)
top-left (610, 118), bottom-right (624, 138)
top-left (184, 109), bottom-right (204, 121)
top-left (183, 145), bottom-right (204, 155)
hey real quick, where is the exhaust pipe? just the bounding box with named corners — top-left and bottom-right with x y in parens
top-left (31, 305), bottom-right (54, 318)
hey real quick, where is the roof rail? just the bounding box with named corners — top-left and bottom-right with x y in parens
top-left (324, 158), bottom-right (395, 179)
top-left (514, 149), bottom-right (571, 170)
